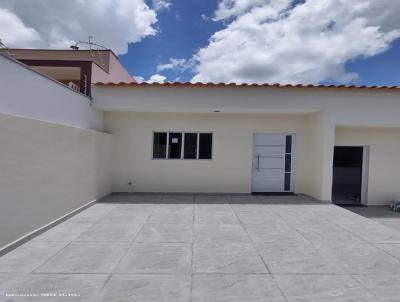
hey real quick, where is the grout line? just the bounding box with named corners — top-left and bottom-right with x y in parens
top-left (228, 203), bottom-right (290, 302)
top-left (189, 194), bottom-right (195, 302)
top-left (108, 195), bottom-right (163, 273)
top-left (30, 241), bottom-right (75, 274)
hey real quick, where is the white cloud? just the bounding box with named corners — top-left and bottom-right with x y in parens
top-left (0, 8), bottom-right (41, 47)
top-left (156, 58), bottom-right (194, 72)
top-left (0, 0), bottom-right (158, 54)
top-left (152, 0), bottom-right (172, 12)
top-left (214, 0), bottom-right (269, 20)
top-left (148, 74), bottom-right (167, 83)
top-left (193, 0), bottom-right (400, 84)
top-left (133, 75), bottom-right (145, 83)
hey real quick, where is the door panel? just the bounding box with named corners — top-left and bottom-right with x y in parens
top-left (252, 134), bottom-right (294, 193)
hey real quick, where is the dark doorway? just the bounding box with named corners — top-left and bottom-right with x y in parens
top-left (332, 146), bottom-right (363, 205)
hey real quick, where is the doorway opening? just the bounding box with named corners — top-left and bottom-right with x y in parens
top-left (332, 146), bottom-right (364, 205)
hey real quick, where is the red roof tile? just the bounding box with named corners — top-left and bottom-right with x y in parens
top-left (93, 81), bottom-right (400, 91)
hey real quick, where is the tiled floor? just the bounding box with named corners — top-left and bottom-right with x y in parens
top-left (1, 194), bottom-right (400, 301)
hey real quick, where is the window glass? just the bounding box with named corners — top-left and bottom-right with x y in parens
top-left (184, 133), bottom-right (197, 159)
top-left (285, 135), bottom-right (292, 153)
top-left (284, 173), bottom-right (291, 191)
top-left (168, 132), bottom-right (182, 159)
top-left (199, 133), bottom-right (212, 159)
top-left (285, 154), bottom-right (291, 172)
top-left (153, 132), bottom-right (167, 158)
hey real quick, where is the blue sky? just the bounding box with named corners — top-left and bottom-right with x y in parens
top-left (346, 38), bottom-right (400, 87)
top-left (119, 0), bottom-right (224, 82)
top-left (118, 0), bottom-right (400, 86)
top-left (1, 0), bottom-right (399, 86)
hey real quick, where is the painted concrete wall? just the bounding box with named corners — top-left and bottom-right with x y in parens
top-left (335, 127), bottom-right (400, 205)
top-left (0, 54), bottom-right (103, 131)
top-left (104, 111), bottom-right (324, 198)
top-left (92, 54), bottom-right (134, 83)
top-left (93, 86), bottom-right (400, 128)
top-left (0, 113), bottom-right (113, 248)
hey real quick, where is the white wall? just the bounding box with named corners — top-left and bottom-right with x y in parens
top-left (0, 54), bottom-right (103, 131)
top-left (0, 113), bottom-right (112, 248)
top-left (93, 85), bottom-right (400, 128)
top-left (335, 127), bottom-right (400, 205)
top-left (104, 111), bottom-right (323, 197)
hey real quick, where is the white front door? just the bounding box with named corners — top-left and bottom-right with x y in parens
top-left (251, 133), bottom-right (294, 193)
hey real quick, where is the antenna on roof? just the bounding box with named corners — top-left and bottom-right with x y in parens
top-left (70, 42), bottom-right (79, 50)
top-left (0, 38), bottom-right (13, 56)
top-left (77, 36), bottom-right (108, 50)
top-left (76, 36), bottom-right (108, 68)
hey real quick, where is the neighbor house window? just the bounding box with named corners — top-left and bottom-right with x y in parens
top-left (153, 132), bottom-right (212, 159)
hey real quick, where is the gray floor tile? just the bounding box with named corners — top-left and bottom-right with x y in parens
top-left (234, 210), bottom-right (285, 224)
top-left (227, 195), bottom-right (260, 204)
top-left (114, 243), bottom-right (192, 273)
top-left (353, 274), bottom-right (400, 302)
top-left (256, 242), bottom-right (346, 274)
top-left (75, 221), bottom-right (143, 242)
top-left (319, 242), bottom-right (400, 275)
top-left (294, 224), bottom-right (365, 243)
top-left (96, 274), bottom-right (191, 302)
top-left (115, 203), bottom-right (158, 211)
top-left (193, 243), bottom-right (267, 273)
top-left (375, 243), bottom-right (400, 260)
top-left (156, 203), bottom-right (194, 212)
top-left (161, 194), bottom-right (194, 204)
top-left (33, 222), bottom-right (93, 242)
top-left (0, 273), bottom-right (108, 302)
top-left (274, 274), bottom-right (377, 302)
top-left (195, 211), bottom-right (239, 225)
top-left (68, 205), bottom-right (116, 223)
top-left (192, 274), bottom-right (286, 302)
top-left (195, 195), bottom-right (228, 204)
top-left (195, 203), bottom-right (231, 212)
top-left (148, 210), bottom-right (193, 224)
top-left (34, 242), bottom-right (129, 273)
top-left (102, 209), bottom-right (152, 224)
top-left (245, 224), bottom-right (308, 243)
top-left (0, 241), bottom-right (68, 273)
top-left (136, 223), bottom-right (193, 242)
top-left (341, 223), bottom-right (400, 243)
top-left (195, 224), bottom-right (251, 244)
top-left (2, 197), bottom-right (400, 301)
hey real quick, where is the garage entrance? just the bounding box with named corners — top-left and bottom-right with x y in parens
top-left (332, 146), bottom-right (364, 205)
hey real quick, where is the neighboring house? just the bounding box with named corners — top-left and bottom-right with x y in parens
top-left (0, 48), bottom-right (134, 96)
top-left (1, 49), bottom-right (400, 249)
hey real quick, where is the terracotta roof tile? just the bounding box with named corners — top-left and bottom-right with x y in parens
top-left (93, 81), bottom-right (400, 91)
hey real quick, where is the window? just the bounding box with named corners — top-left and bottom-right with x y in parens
top-left (153, 132), bottom-right (212, 160)
top-left (168, 132), bottom-right (182, 159)
top-left (199, 133), bottom-right (212, 159)
top-left (184, 133), bottom-right (197, 159)
top-left (153, 132), bottom-right (167, 158)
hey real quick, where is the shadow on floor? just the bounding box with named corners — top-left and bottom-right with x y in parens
top-left (99, 193), bottom-right (321, 205)
top-left (344, 205), bottom-right (400, 230)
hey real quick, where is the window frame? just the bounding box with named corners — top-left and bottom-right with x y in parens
top-left (151, 131), bottom-right (213, 160)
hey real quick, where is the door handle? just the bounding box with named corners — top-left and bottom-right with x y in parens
top-left (257, 154), bottom-right (260, 171)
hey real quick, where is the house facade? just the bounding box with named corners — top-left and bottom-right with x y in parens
top-left (93, 82), bottom-right (400, 205)
top-left (1, 50), bottom-right (400, 249)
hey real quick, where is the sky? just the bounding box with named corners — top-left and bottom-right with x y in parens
top-left (0, 0), bottom-right (399, 85)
